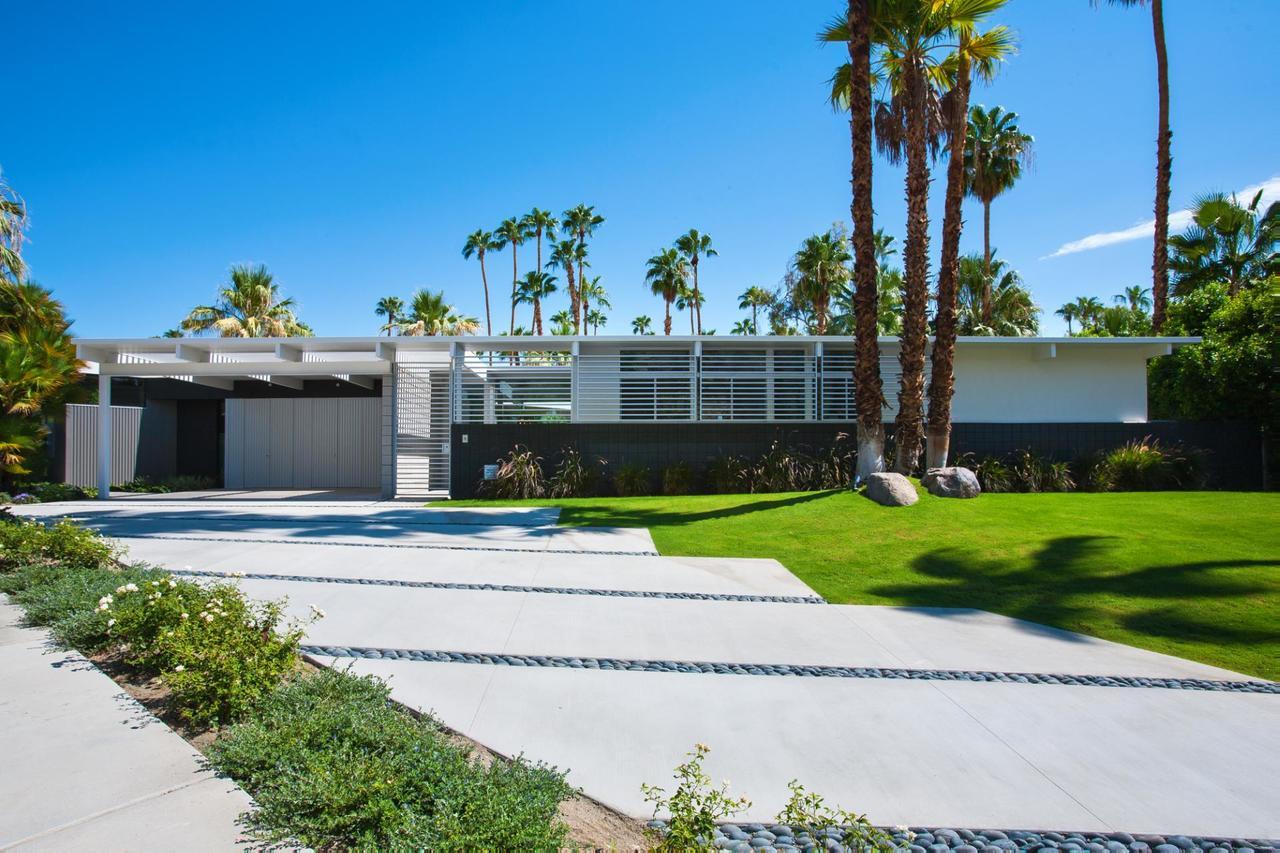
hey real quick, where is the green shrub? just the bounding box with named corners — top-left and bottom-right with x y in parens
top-left (1009, 449), bottom-right (1074, 493)
top-left (208, 668), bottom-right (572, 850)
top-left (0, 517), bottom-right (119, 573)
top-left (112, 475), bottom-right (216, 494)
top-left (754, 442), bottom-right (818, 492)
top-left (662, 462), bottom-right (695, 496)
top-left (481, 445), bottom-right (546, 499)
top-left (642, 744), bottom-right (751, 850)
top-left (704, 456), bottom-right (750, 494)
top-left (13, 482), bottom-right (95, 502)
top-left (814, 434), bottom-right (855, 490)
top-left (1091, 437), bottom-right (1207, 491)
top-left (615, 464), bottom-right (652, 497)
top-left (958, 453), bottom-right (1013, 493)
top-left (2, 561), bottom-right (163, 650)
top-left (775, 780), bottom-right (897, 851)
top-left (548, 446), bottom-right (601, 498)
top-left (104, 577), bottom-right (309, 727)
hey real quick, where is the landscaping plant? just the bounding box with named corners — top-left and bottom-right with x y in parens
top-left (1089, 437), bottom-right (1207, 492)
top-left (614, 463), bottom-right (652, 497)
top-left (641, 743), bottom-right (751, 850)
top-left (0, 515), bottom-right (118, 572)
top-left (548, 446), bottom-right (602, 498)
top-left (775, 779), bottom-right (898, 850)
top-left (662, 461), bottom-right (695, 496)
top-left (703, 455), bottom-right (751, 494)
top-left (484, 445), bottom-right (547, 499)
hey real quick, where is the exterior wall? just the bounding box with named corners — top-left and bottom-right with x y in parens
top-left (224, 397), bottom-right (381, 489)
top-left (381, 372), bottom-right (395, 498)
top-left (64, 404), bottom-right (144, 487)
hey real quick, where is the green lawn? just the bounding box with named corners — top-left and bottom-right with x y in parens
top-left (439, 489), bottom-right (1280, 679)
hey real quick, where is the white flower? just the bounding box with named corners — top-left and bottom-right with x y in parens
top-left (124, 583), bottom-right (138, 593)
top-left (168, 579), bottom-right (177, 588)
top-left (115, 585), bottom-right (127, 594)
top-left (173, 664), bottom-right (185, 672)
top-left (308, 604), bottom-right (326, 620)
top-left (229, 570), bottom-right (245, 578)
top-left (204, 613), bottom-right (214, 622)
top-left (180, 612), bottom-right (189, 619)
top-left (107, 618), bottom-right (116, 628)
top-left (97, 594), bottom-right (113, 611)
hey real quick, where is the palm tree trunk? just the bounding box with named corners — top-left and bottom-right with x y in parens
top-left (926, 53), bottom-right (971, 471)
top-left (692, 257), bottom-right (702, 334)
top-left (480, 257), bottom-right (492, 336)
top-left (566, 264), bottom-right (579, 334)
top-left (848, 0), bottom-right (884, 482)
top-left (981, 199), bottom-right (993, 327)
top-left (1151, 0), bottom-right (1170, 333)
top-left (893, 58), bottom-right (931, 477)
top-left (664, 301), bottom-right (672, 335)
top-left (576, 230), bottom-right (586, 332)
top-left (752, 305), bottom-right (759, 333)
top-left (509, 246), bottom-right (518, 335)
top-left (534, 299), bottom-right (542, 336)
top-left (688, 304), bottom-right (695, 335)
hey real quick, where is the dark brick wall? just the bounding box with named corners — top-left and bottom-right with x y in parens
top-left (449, 421), bottom-right (1265, 497)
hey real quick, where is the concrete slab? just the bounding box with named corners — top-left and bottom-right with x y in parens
top-left (0, 606), bottom-right (251, 850)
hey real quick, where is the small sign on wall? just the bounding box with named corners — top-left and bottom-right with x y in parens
top-left (483, 464), bottom-right (499, 481)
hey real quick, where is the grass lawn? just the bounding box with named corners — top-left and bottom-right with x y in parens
top-left (439, 489), bottom-right (1280, 679)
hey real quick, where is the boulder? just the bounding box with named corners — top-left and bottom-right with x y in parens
top-left (923, 466), bottom-right (981, 499)
top-left (864, 472), bottom-right (918, 506)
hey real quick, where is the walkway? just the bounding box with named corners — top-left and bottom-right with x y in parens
top-left (18, 499), bottom-right (1280, 840)
top-left (0, 597), bottom-right (251, 851)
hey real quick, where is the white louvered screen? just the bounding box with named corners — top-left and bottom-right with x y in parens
top-left (394, 364), bottom-right (452, 497)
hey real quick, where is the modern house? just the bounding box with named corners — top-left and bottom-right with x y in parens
top-left (68, 334), bottom-right (1241, 499)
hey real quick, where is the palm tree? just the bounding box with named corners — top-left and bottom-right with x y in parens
top-left (401, 289), bottom-right (479, 336)
top-left (374, 295), bottom-right (405, 336)
top-left (1169, 191), bottom-right (1279, 296)
top-left (586, 308), bottom-right (607, 335)
top-left (547, 239), bottom-right (585, 333)
top-left (182, 264), bottom-right (311, 337)
top-left (1115, 285), bottom-right (1153, 312)
top-left (580, 275), bottom-right (611, 327)
top-left (674, 230), bottom-right (717, 334)
top-left (522, 208), bottom-right (559, 278)
top-left (927, 4), bottom-right (1016, 470)
top-left (964, 105), bottom-right (1033, 326)
top-left (514, 271), bottom-right (558, 335)
top-left (675, 281), bottom-right (702, 335)
top-left (631, 315), bottom-right (654, 335)
top-left (493, 217), bottom-right (530, 335)
top-left (1093, 0), bottom-right (1170, 332)
top-left (956, 254), bottom-right (1039, 336)
top-left (737, 285), bottom-right (774, 334)
top-left (0, 169), bottom-right (29, 283)
top-left (1073, 295), bottom-right (1105, 329)
top-left (549, 310), bottom-right (574, 336)
top-left (462, 229), bottom-right (500, 335)
top-left (1055, 302), bottom-right (1080, 335)
top-left (562, 204), bottom-right (605, 330)
top-left (730, 319), bottom-right (755, 335)
top-left (794, 230), bottom-right (852, 335)
top-left (645, 248), bottom-right (687, 335)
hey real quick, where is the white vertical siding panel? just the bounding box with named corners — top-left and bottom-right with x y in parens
top-left (292, 398), bottom-right (313, 489)
top-left (224, 400), bottom-right (244, 489)
top-left (63, 404), bottom-right (144, 488)
top-left (312, 400), bottom-right (339, 486)
top-left (269, 398), bottom-right (293, 485)
top-left (220, 396), bottom-right (380, 490)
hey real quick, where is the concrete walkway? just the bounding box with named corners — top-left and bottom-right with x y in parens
top-left (18, 500), bottom-right (1280, 840)
top-left (0, 598), bottom-right (251, 852)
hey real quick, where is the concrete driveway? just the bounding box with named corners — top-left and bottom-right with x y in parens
top-left (19, 499), bottom-right (1280, 839)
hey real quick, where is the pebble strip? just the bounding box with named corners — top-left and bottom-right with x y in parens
top-left (299, 645), bottom-right (1280, 694)
top-left (100, 532), bottom-right (660, 557)
top-left (172, 568), bottom-right (826, 605)
top-left (648, 821), bottom-right (1279, 852)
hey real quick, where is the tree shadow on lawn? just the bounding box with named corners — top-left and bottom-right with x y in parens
top-left (868, 535), bottom-right (1280, 652)
top-left (557, 489), bottom-right (840, 528)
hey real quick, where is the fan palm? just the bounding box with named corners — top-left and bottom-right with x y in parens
top-left (675, 281), bottom-right (702, 335)
top-left (794, 230), bottom-right (852, 335)
top-left (462, 228), bottom-right (501, 335)
top-left (737, 285), bottom-right (774, 334)
top-left (182, 264), bottom-right (311, 337)
top-left (730, 319), bottom-right (755, 335)
top-left (562, 204), bottom-right (605, 330)
top-left (1115, 285), bottom-right (1153, 312)
top-left (493, 217), bottom-right (530, 335)
top-left (927, 3), bottom-right (1016, 469)
top-left (549, 310), bottom-right (574, 336)
top-left (956, 254), bottom-right (1039, 336)
top-left (674, 230), bottom-right (717, 334)
top-left (0, 169), bottom-right (29, 283)
top-left (514, 271), bottom-right (558, 335)
top-left (645, 248), bottom-right (687, 336)
top-left (1168, 191), bottom-right (1278, 296)
top-left (964, 105), bottom-right (1032, 326)
top-left (1092, 0), bottom-right (1170, 331)
top-left (1073, 295), bottom-right (1105, 328)
top-left (580, 276), bottom-right (611, 326)
top-left (374, 295), bottom-right (405, 336)
top-left (401, 290), bottom-right (479, 336)
top-left (521, 208), bottom-right (559, 278)
top-left (547, 239), bottom-right (586, 333)
top-left (586, 308), bottom-right (607, 335)
top-left (631, 315), bottom-right (654, 335)
top-left (1055, 302), bottom-right (1080, 335)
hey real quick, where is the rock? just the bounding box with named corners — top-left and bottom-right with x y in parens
top-left (865, 472), bottom-right (919, 506)
top-left (923, 466), bottom-right (981, 498)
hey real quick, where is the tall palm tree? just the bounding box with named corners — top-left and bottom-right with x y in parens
top-left (562, 204), bottom-right (605, 330)
top-left (963, 105), bottom-right (1033, 326)
top-left (462, 228), bottom-right (500, 335)
top-left (402, 289), bottom-right (479, 336)
top-left (547, 239), bottom-right (585, 333)
top-left (549, 310), bottom-right (574, 336)
top-left (794, 230), bottom-right (852, 335)
top-left (631, 315), bottom-right (653, 335)
top-left (580, 275), bottom-right (610, 327)
top-left (0, 169), bottom-right (29, 283)
top-left (1168, 191), bottom-right (1279, 296)
top-left (374, 295), bottom-right (405, 336)
top-left (737, 285), bottom-right (774, 333)
top-left (514, 271), bottom-right (558, 335)
top-left (1115, 285), bottom-right (1153, 312)
top-left (522, 208), bottom-right (559, 277)
top-left (586, 308), bottom-right (607, 335)
top-left (1055, 302), bottom-right (1080, 335)
top-left (1093, 0), bottom-right (1170, 331)
top-left (674, 230), bottom-right (717, 334)
top-left (957, 254), bottom-right (1039, 336)
top-left (493, 217), bottom-right (530, 335)
top-left (645, 248), bottom-right (687, 335)
top-left (821, 1), bottom-right (889, 479)
top-left (730, 319), bottom-right (755, 335)
top-left (182, 264), bottom-right (311, 337)
top-left (927, 3), bottom-right (1016, 470)
top-left (1073, 295), bottom-right (1106, 329)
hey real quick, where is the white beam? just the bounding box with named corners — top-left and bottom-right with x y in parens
top-left (375, 341), bottom-right (397, 361)
top-left (336, 375), bottom-right (375, 390)
top-left (97, 374), bottom-right (111, 499)
top-left (175, 343), bottom-right (210, 362)
top-left (275, 343), bottom-right (304, 362)
top-left (1033, 344), bottom-right (1057, 361)
top-left (77, 344), bottom-right (114, 364)
top-left (266, 375), bottom-right (306, 390)
top-left (101, 360), bottom-right (390, 378)
top-left (189, 377), bottom-right (236, 391)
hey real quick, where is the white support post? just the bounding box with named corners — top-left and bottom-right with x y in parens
top-left (691, 341), bottom-right (702, 422)
top-left (97, 374), bottom-right (111, 500)
top-left (813, 341), bottom-right (824, 422)
top-left (449, 342), bottom-right (462, 423)
top-left (570, 341), bottom-right (580, 423)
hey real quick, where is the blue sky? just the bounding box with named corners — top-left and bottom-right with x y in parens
top-left (9, 1), bottom-right (1278, 338)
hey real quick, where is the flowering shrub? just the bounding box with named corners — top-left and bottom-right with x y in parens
top-left (642, 743), bottom-right (751, 850)
top-left (775, 780), bottom-right (898, 850)
top-left (0, 517), bottom-right (119, 573)
top-left (103, 576), bottom-right (314, 727)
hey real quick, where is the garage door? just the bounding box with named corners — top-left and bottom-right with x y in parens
top-left (224, 398), bottom-right (381, 489)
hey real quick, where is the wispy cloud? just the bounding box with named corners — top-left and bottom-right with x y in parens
top-left (1043, 175), bottom-right (1280, 259)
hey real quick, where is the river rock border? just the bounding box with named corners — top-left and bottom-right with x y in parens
top-left (173, 568), bottom-right (826, 605)
top-left (299, 645), bottom-right (1280, 694)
